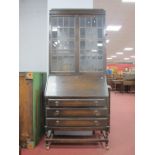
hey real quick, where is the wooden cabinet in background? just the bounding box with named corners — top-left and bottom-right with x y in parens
top-left (19, 72), bottom-right (46, 148)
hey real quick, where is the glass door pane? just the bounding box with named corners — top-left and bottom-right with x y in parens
top-left (49, 16), bottom-right (76, 72)
top-left (79, 15), bottom-right (105, 72)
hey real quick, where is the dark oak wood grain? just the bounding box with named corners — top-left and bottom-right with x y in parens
top-left (45, 75), bottom-right (108, 98)
top-left (46, 119), bottom-right (108, 127)
top-left (47, 99), bottom-right (107, 107)
top-left (46, 107), bottom-right (109, 117)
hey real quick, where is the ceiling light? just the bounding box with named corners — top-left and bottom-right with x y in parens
top-left (124, 47), bottom-right (133, 51)
top-left (130, 55), bottom-right (135, 58)
top-left (92, 49), bottom-right (97, 52)
top-left (116, 52), bottom-right (123, 55)
top-left (106, 39), bottom-right (110, 43)
top-left (52, 27), bottom-right (58, 31)
top-left (106, 25), bottom-right (122, 31)
top-left (97, 43), bottom-right (103, 47)
top-left (107, 58), bottom-right (112, 60)
top-left (111, 55), bottom-right (117, 58)
top-left (124, 58), bottom-right (130, 60)
top-left (122, 0), bottom-right (135, 3)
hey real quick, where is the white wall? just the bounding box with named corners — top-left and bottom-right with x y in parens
top-left (19, 0), bottom-right (48, 72)
top-left (19, 0), bottom-right (93, 72)
top-left (48, 0), bottom-right (93, 10)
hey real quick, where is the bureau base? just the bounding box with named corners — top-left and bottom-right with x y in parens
top-left (45, 130), bottom-right (109, 149)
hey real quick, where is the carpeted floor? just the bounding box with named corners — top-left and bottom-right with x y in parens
top-left (21, 92), bottom-right (135, 155)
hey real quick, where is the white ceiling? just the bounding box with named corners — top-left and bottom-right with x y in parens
top-left (93, 0), bottom-right (135, 64)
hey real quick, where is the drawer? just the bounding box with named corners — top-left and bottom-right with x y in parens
top-left (46, 118), bottom-right (108, 127)
top-left (46, 108), bottom-right (109, 117)
top-left (47, 99), bottom-right (107, 107)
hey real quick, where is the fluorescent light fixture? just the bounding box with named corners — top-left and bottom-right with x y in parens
top-left (124, 58), bottom-right (130, 60)
top-left (116, 52), bottom-right (123, 55)
top-left (92, 49), bottom-right (97, 52)
top-left (52, 27), bottom-right (58, 31)
top-left (107, 58), bottom-right (112, 60)
top-left (122, 0), bottom-right (135, 3)
top-left (97, 43), bottom-right (103, 47)
top-left (124, 47), bottom-right (133, 51)
top-left (111, 55), bottom-right (117, 58)
top-left (106, 39), bottom-right (110, 43)
top-left (106, 25), bottom-right (122, 31)
top-left (130, 55), bottom-right (135, 58)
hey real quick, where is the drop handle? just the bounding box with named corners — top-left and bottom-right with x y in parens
top-left (56, 120), bottom-right (60, 124)
top-left (94, 110), bottom-right (99, 116)
top-left (55, 110), bottom-right (60, 115)
top-left (55, 101), bottom-right (59, 106)
top-left (94, 120), bottom-right (99, 126)
top-left (94, 101), bottom-right (98, 106)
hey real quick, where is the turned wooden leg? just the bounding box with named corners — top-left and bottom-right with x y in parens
top-left (45, 139), bottom-right (51, 150)
top-left (45, 130), bottom-right (53, 150)
top-left (105, 131), bottom-right (109, 150)
top-left (93, 130), bottom-right (96, 135)
top-left (105, 143), bottom-right (110, 150)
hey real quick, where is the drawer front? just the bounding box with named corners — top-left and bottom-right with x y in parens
top-left (46, 118), bottom-right (108, 127)
top-left (47, 99), bottom-right (107, 107)
top-left (46, 108), bottom-right (108, 117)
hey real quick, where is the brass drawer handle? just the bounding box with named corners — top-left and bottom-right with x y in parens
top-left (94, 110), bottom-right (100, 116)
top-left (55, 110), bottom-right (60, 115)
top-left (55, 101), bottom-right (59, 106)
top-left (56, 120), bottom-right (60, 124)
top-left (94, 120), bottom-right (99, 126)
top-left (94, 101), bottom-right (98, 106)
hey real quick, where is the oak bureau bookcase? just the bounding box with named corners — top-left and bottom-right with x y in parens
top-left (45, 9), bottom-right (110, 149)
